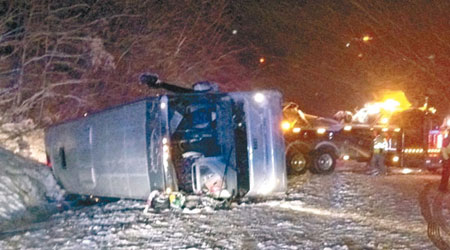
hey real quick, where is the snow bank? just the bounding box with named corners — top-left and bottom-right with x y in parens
top-left (0, 119), bottom-right (46, 163)
top-left (0, 147), bottom-right (64, 232)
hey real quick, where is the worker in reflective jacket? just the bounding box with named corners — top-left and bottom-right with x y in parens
top-left (369, 131), bottom-right (388, 175)
top-left (439, 127), bottom-right (450, 192)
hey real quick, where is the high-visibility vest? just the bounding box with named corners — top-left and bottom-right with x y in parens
top-left (373, 135), bottom-right (388, 154)
top-left (442, 134), bottom-right (450, 160)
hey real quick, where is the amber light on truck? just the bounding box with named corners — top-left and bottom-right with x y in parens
top-left (316, 128), bottom-right (326, 134)
top-left (402, 148), bottom-right (424, 154)
top-left (292, 127), bottom-right (301, 133)
top-left (281, 121), bottom-right (291, 131)
top-left (380, 117), bottom-right (389, 124)
top-left (392, 156), bottom-right (399, 163)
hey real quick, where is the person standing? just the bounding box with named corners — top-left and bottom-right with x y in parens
top-left (369, 130), bottom-right (388, 175)
top-left (438, 127), bottom-right (450, 192)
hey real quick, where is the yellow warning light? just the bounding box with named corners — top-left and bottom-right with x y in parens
top-left (281, 121), bottom-right (291, 131)
top-left (362, 35), bottom-right (372, 42)
top-left (380, 117), bottom-right (389, 124)
top-left (317, 128), bottom-right (326, 134)
top-left (379, 91), bottom-right (411, 112)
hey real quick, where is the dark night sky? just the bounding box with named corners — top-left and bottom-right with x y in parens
top-left (230, 0), bottom-right (450, 117)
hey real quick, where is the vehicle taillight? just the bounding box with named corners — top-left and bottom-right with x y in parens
top-left (46, 154), bottom-right (52, 168)
top-left (428, 130), bottom-right (442, 149)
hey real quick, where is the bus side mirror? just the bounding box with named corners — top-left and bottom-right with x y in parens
top-left (139, 73), bottom-right (160, 89)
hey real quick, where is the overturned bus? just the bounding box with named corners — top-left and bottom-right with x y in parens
top-left (45, 74), bottom-right (287, 200)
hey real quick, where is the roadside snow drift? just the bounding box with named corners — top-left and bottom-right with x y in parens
top-left (0, 147), bottom-right (64, 232)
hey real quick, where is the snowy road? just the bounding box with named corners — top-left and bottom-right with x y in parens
top-left (1, 166), bottom-right (449, 250)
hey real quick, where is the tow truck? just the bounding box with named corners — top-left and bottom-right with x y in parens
top-left (282, 102), bottom-right (342, 175)
top-left (282, 97), bottom-right (444, 174)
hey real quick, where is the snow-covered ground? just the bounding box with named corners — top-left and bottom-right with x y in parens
top-left (0, 162), bottom-right (447, 250)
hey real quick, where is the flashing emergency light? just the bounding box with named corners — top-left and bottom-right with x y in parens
top-left (392, 156), bottom-right (399, 162)
top-left (317, 128), bottom-right (326, 134)
top-left (380, 117), bottom-right (389, 124)
top-left (362, 35), bottom-right (372, 42)
top-left (381, 99), bottom-right (400, 112)
top-left (281, 121), bottom-right (291, 131)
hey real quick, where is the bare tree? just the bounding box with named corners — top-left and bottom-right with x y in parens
top-left (0, 1), bottom-right (117, 123)
top-left (0, 0), bottom-right (253, 125)
top-left (97, 0), bottom-right (252, 105)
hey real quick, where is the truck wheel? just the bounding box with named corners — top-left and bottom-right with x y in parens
top-left (286, 142), bottom-right (310, 175)
top-left (287, 151), bottom-right (308, 175)
top-left (310, 148), bottom-right (336, 174)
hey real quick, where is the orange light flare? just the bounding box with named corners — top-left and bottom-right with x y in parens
top-left (379, 91), bottom-right (411, 112)
top-left (380, 117), bottom-right (389, 124)
top-left (362, 35), bottom-right (373, 42)
top-left (259, 57), bottom-right (266, 64)
top-left (281, 120), bottom-right (291, 131)
top-left (366, 90), bottom-right (411, 113)
top-left (356, 90), bottom-right (412, 125)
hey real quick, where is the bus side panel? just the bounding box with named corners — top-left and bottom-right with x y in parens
top-left (46, 100), bottom-right (157, 199)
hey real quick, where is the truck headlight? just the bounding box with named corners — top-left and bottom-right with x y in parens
top-left (317, 128), bottom-right (326, 134)
top-left (392, 156), bottom-right (399, 162)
